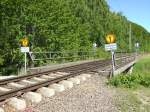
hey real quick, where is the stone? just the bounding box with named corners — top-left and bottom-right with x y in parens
top-left (4, 97), bottom-right (26, 112)
top-left (23, 92), bottom-right (42, 106)
top-left (67, 78), bottom-right (80, 85)
top-left (37, 87), bottom-right (55, 97)
top-left (0, 107), bottom-right (4, 112)
top-left (49, 84), bottom-right (65, 92)
top-left (75, 75), bottom-right (86, 81)
top-left (81, 73), bottom-right (91, 78)
top-left (59, 80), bottom-right (73, 89)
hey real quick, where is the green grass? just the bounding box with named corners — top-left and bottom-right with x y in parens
top-left (114, 88), bottom-right (150, 112)
top-left (108, 56), bottom-right (150, 112)
top-left (114, 89), bottom-right (142, 112)
top-left (133, 57), bottom-right (150, 73)
top-left (108, 56), bottom-right (150, 89)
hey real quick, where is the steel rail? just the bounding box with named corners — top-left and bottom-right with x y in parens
top-left (0, 60), bottom-right (108, 85)
top-left (0, 55), bottom-right (134, 85)
top-left (0, 60), bottom-right (110, 101)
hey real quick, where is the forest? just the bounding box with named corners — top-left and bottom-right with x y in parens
top-left (1, 0), bottom-right (150, 75)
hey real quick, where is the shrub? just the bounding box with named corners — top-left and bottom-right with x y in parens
top-left (108, 57), bottom-right (150, 89)
top-left (108, 73), bottom-right (150, 88)
top-left (140, 73), bottom-right (150, 87)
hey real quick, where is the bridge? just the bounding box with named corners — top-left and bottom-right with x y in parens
top-left (28, 52), bottom-right (138, 77)
top-left (0, 51), bottom-right (140, 112)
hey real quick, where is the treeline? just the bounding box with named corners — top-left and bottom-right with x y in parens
top-left (1, 0), bottom-right (150, 75)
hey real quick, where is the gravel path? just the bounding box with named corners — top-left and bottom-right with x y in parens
top-left (32, 74), bottom-right (118, 112)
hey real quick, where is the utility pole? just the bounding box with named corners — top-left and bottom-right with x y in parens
top-left (129, 23), bottom-right (132, 52)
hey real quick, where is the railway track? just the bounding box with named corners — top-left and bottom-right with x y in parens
top-left (0, 59), bottom-right (111, 102)
top-left (0, 54), bottom-right (136, 112)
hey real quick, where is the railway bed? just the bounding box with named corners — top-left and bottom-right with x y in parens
top-left (0, 54), bottom-right (135, 112)
top-left (0, 59), bottom-right (112, 112)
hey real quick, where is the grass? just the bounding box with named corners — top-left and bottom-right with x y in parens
top-left (133, 56), bottom-right (150, 74)
top-left (108, 56), bottom-right (150, 112)
top-left (114, 88), bottom-right (150, 112)
top-left (114, 89), bottom-right (142, 112)
top-left (108, 56), bottom-right (150, 89)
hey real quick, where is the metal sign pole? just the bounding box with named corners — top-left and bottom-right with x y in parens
top-left (25, 52), bottom-right (27, 74)
top-left (111, 51), bottom-right (115, 76)
top-left (105, 34), bottom-right (117, 77)
top-left (20, 38), bottom-right (29, 75)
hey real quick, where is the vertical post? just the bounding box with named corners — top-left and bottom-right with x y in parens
top-left (111, 51), bottom-right (115, 76)
top-left (25, 52), bottom-right (27, 74)
top-left (129, 23), bottom-right (132, 51)
top-left (135, 46), bottom-right (138, 59)
top-left (93, 43), bottom-right (97, 59)
top-left (129, 66), bottom-right (133, 75)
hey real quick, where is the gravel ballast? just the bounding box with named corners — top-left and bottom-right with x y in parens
top-left (32, 74), bottom-right (118, 112)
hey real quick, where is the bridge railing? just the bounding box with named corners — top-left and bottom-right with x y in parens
top-left (115, 52), bottom-right (136, 69)
top-left (29, 51), bottom-right (98, 62)
top-left (28, 50), bottom-right (137, 68)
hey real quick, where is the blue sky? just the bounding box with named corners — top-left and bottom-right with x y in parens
top-left (107, 0), bottom-right (150, 32)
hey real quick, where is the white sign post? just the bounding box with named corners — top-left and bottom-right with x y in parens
top-left (111, 50), bottom-right (115, 75)
top-left (21, 47), bottom-right (29, 74)
top-left (93, 43), bottom-right (97, 58)
top-left (135, 42), bottom-right (139, 58)
top-left (105, 43), bottom-right (117, 76)
top-left (105, 34), bottom-right (117, 76)
top-left (24, 52), bottom-right (27, 74)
